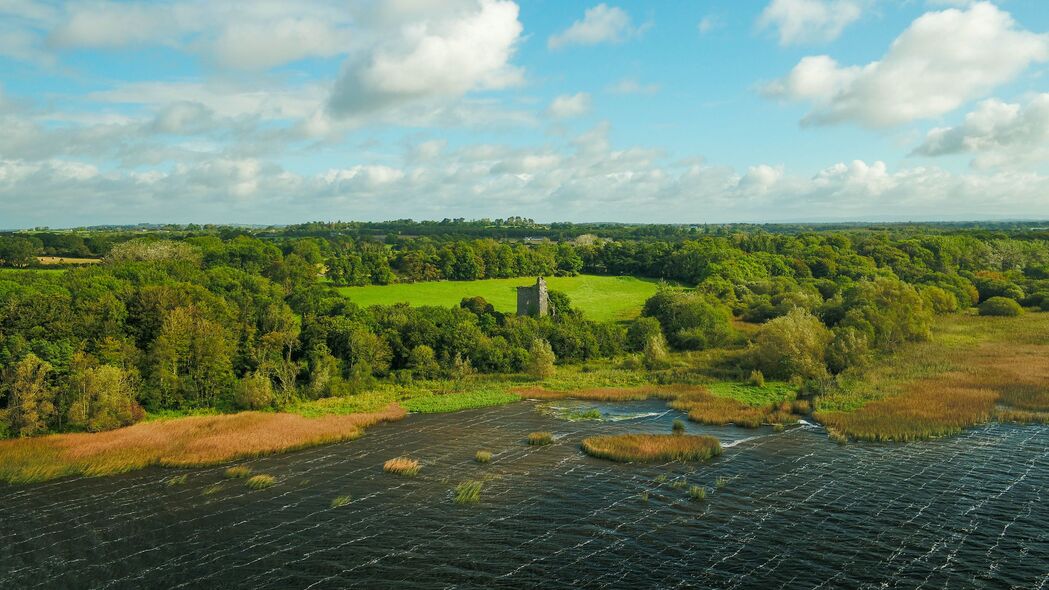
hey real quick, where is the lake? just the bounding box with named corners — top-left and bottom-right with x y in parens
top-left (1, 400), bottom-right (1046, 589)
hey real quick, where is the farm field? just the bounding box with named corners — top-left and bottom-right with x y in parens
top-left (337, 274), bottom-right (661, 322)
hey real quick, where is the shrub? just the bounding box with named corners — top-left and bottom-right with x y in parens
top-left (454, 480), bottom-right (483, 504)
top-left (224, 465), bottom-right (252, 479)
top-left (748, 370), bottom-right (765, 387)
top-left (626, 317), bottom-right (663, 352)
top-left (751, 308), bottom-right (832, 380)
top-left (527, 432), bottom-right (553, 446)
top-left (526, 338), bottom-right (557, 379)
top-left (475, 450), bottom-right (492, 463)
top-left (979, 296), bottom-right (1023, 317)
top-left (383, 457), bottom-right (421, 476)
top-left (246, 474), bottom-right (275, 489)
top-left (643, 333), bottom-right (671, 370)
top-left (233, 372), bottom-right (274, 410)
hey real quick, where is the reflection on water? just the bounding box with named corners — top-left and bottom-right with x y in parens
top-left (1, 401), bottom-right (1047, 589)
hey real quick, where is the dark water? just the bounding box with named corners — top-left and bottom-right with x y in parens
top-left (1, 400), bottom-right (1047, 590)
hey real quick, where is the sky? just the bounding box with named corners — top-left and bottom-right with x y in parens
top-left (1, 0), bottom-right (1049, 228)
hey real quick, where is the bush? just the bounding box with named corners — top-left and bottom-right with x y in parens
top-left (642, 290), bottom-right (734, 350)
top-left (626, 317), bottom-right (663, 352)
top-left (979, 296), bottom-right (1023, 317)
top-left (751, 308), bottom-right (832, 380)
top-left (748, 370), bottom-right (765, 387)
top-left (642, 333), bottom-right (671, 370)
top-left (526, 338), bottom-right (557, 379)
top-left (233, 372), bottom-right (274, 410)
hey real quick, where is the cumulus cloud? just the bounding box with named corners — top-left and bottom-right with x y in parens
top-left (758, 0), bottom-right (864, 45)
top-left (765, 2), bottom-right (1049, 127)
top-left (328, 0), bottom-right (523, 116)
top-left (913, 94), bottom-right (1049, 169)
top-left (547, 4), bottom-right (645, 50)
top-left (547, 93), bottom-right (591, 119)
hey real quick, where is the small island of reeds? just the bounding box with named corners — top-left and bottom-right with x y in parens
top-left (581, 434), bottom-right (722, 463)
top-left (383, 457), bottom-right (421, 476)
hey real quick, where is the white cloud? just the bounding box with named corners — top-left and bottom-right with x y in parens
top-left (697, 15), bottom-right (724, 35)
top-left (547, 93), bottom-right (591, 119)
top-left (329, 0), bottom-right (523, 116)
top-left (913, 94), bottom-right (1049, 169)
top-left (765, 2), bottom-right (1049, 127)
top-left (606, 78), bottom-right (660, 95)
top-left (547, 4), bottom-right (644, 50)
top-left (758, 0), bottom-right (864, 45)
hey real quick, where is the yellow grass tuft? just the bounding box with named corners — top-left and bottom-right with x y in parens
top-left (527, 431), bottom-right (553, 446)
top-left (383, 456), bottom-right (421, 476)
top-left (581, 434), bottom-right (722, 463)
top-left (245, 474), bottom-right (275, 489)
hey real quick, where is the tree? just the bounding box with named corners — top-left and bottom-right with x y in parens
top-left (407, 345), bottom-right (440, 379)
top-left (751, 308), bottom-right (832, 380)
top-left (626, 317), bottom-right (663, 352)
top-left (233, 371), bottom-right (275, 410)
top-left (6, 354), bottom-right (56, 437)
top-left (67, 365), bottom-right (141, 432)
top-left (149, 307), bottom-right (235, 409)
top-left (526, 338), bottom-right (556, 379)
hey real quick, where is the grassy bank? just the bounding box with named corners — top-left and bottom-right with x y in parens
top-left (581, 434), bottom-right (722, 463)
top-left (337, 274), bottom-right (660, 322)
top-left (815, 313), bottom-right (1049, 441)
top-left (0, 405), bottom-right (405, 484)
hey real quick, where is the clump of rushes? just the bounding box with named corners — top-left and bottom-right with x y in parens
top-left (330, 495), bottom-right (351, 508)
top-left (581, 434), bottom-right (722, 463)
top-left (224, 465), bottom-right (252, 479)
top-left (528, 432), bottom-right (553, 446)
top-left (828, 430), bottom-right (847, 445)
top-left (654, 474), bottom-right (668, 484)
top-left (688, 485), bottom-right (707, 501)
top-left (245, 474), bottom-right (275, 489)
top-left (715, 476), bottom-right (729, 489)
top-left (383, 457), bottom-right (421, 476)
top-left (166, 474), bottom-right (188, 486)
top-left (475, 450), bottom-right (493, 463)
top-left (639, 491), bottom-right (649, 503)
top-left (773, 423), bottom-right (785, 433)
top-left (203, 483), bottom-right (223, 495)
top-left (672, 479), bottom-right (687, 490)
top-left (454, 480), bottom-right (483, 504)
top-left (672, 419), bottom-right (686, 435)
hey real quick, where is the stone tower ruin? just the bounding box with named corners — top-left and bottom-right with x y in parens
top-left (517, 277), bottom-right (550, 317)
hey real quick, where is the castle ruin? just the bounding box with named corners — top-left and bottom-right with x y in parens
top-left (517, 277), bottom-right (551, 317)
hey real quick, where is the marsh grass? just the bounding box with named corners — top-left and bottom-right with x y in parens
top-left (331, 495), bottom-right (352, 508)
top-left (224, 465), bottom-right (252, 479)
top-left (639, 491), bottom-right (649, 502)
top-left (654, 474), bottom-right (668, 484)
top-left (203, 483), bottom-right (223, 495)
top-left (688, 485), bottom-right (706, 501)
top-left (814, 314), bottom-right (1049, 441)
top-left (715, 476), bottom-right (729, 489)
top-left (454, 480), bottom-right (483, 504)
top-left (582, 434), bottom-right (722, 463)
top-left (383, 457), bottom-right (421, 476)
top-left (527, 432), bottom-right (553, 446)
top-left (672, 479), bottom-right (687, 490)
top-left (672, 419), bottom-right (685, 434)
top-left (246, 474), bottom-right (275, 490)
top-left (0, 404), bottom-right (405, 484)
top-left (475, 450), bottom-right (493, 463)
top-left (166, 474), bottom-right (188, 486)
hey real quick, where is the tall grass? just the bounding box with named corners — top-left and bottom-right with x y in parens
top-left (383, 457), bottom-right (421, 476)
top-left (0, 404), bottom-right (406, 485)
top-left (454, 480), bottom-right (483, 504)
top-left (331, 495), bottom-right (352, 508)
top-left (581, 434), bottom-right (722, 463)
top-left (527, 432), bottom-right (553, 446)
top-left (246, 474), bottom-right (275, 489)
top-left (688, 485), bottom-right (706, 501)
top-left (224, 465), bottom-right (252, 479)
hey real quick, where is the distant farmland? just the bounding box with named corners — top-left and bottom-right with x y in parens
top-left (337, 275), bottom-right (660, 322)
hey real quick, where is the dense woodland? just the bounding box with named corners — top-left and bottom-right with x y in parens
top-left (2, 220), bottom-right (1049, 439)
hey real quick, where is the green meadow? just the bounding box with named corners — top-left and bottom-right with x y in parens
top-left (337, 275), bottom-right (660, 322)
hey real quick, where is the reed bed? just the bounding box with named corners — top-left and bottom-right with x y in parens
top-left (454, 480), bottom-right (483, 504)
top-left (383, 457), bottom-right (421, 476)
top-left (581, 434), bottom-right (722, 463)
top-left (245, 474), bottom-right (275, 489)
top-left (475, 450), bottom-right (492, 463)
top-left (0, 404), bottom-right (406, 484)
top-left (527, 432), bottom-right (553, 446)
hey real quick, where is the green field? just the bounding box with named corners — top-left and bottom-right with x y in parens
top-left (337, 275), bottom-right (660, 322)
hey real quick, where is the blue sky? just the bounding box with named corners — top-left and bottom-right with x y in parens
top-left (1, 0), bottom-right (1048, 228)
